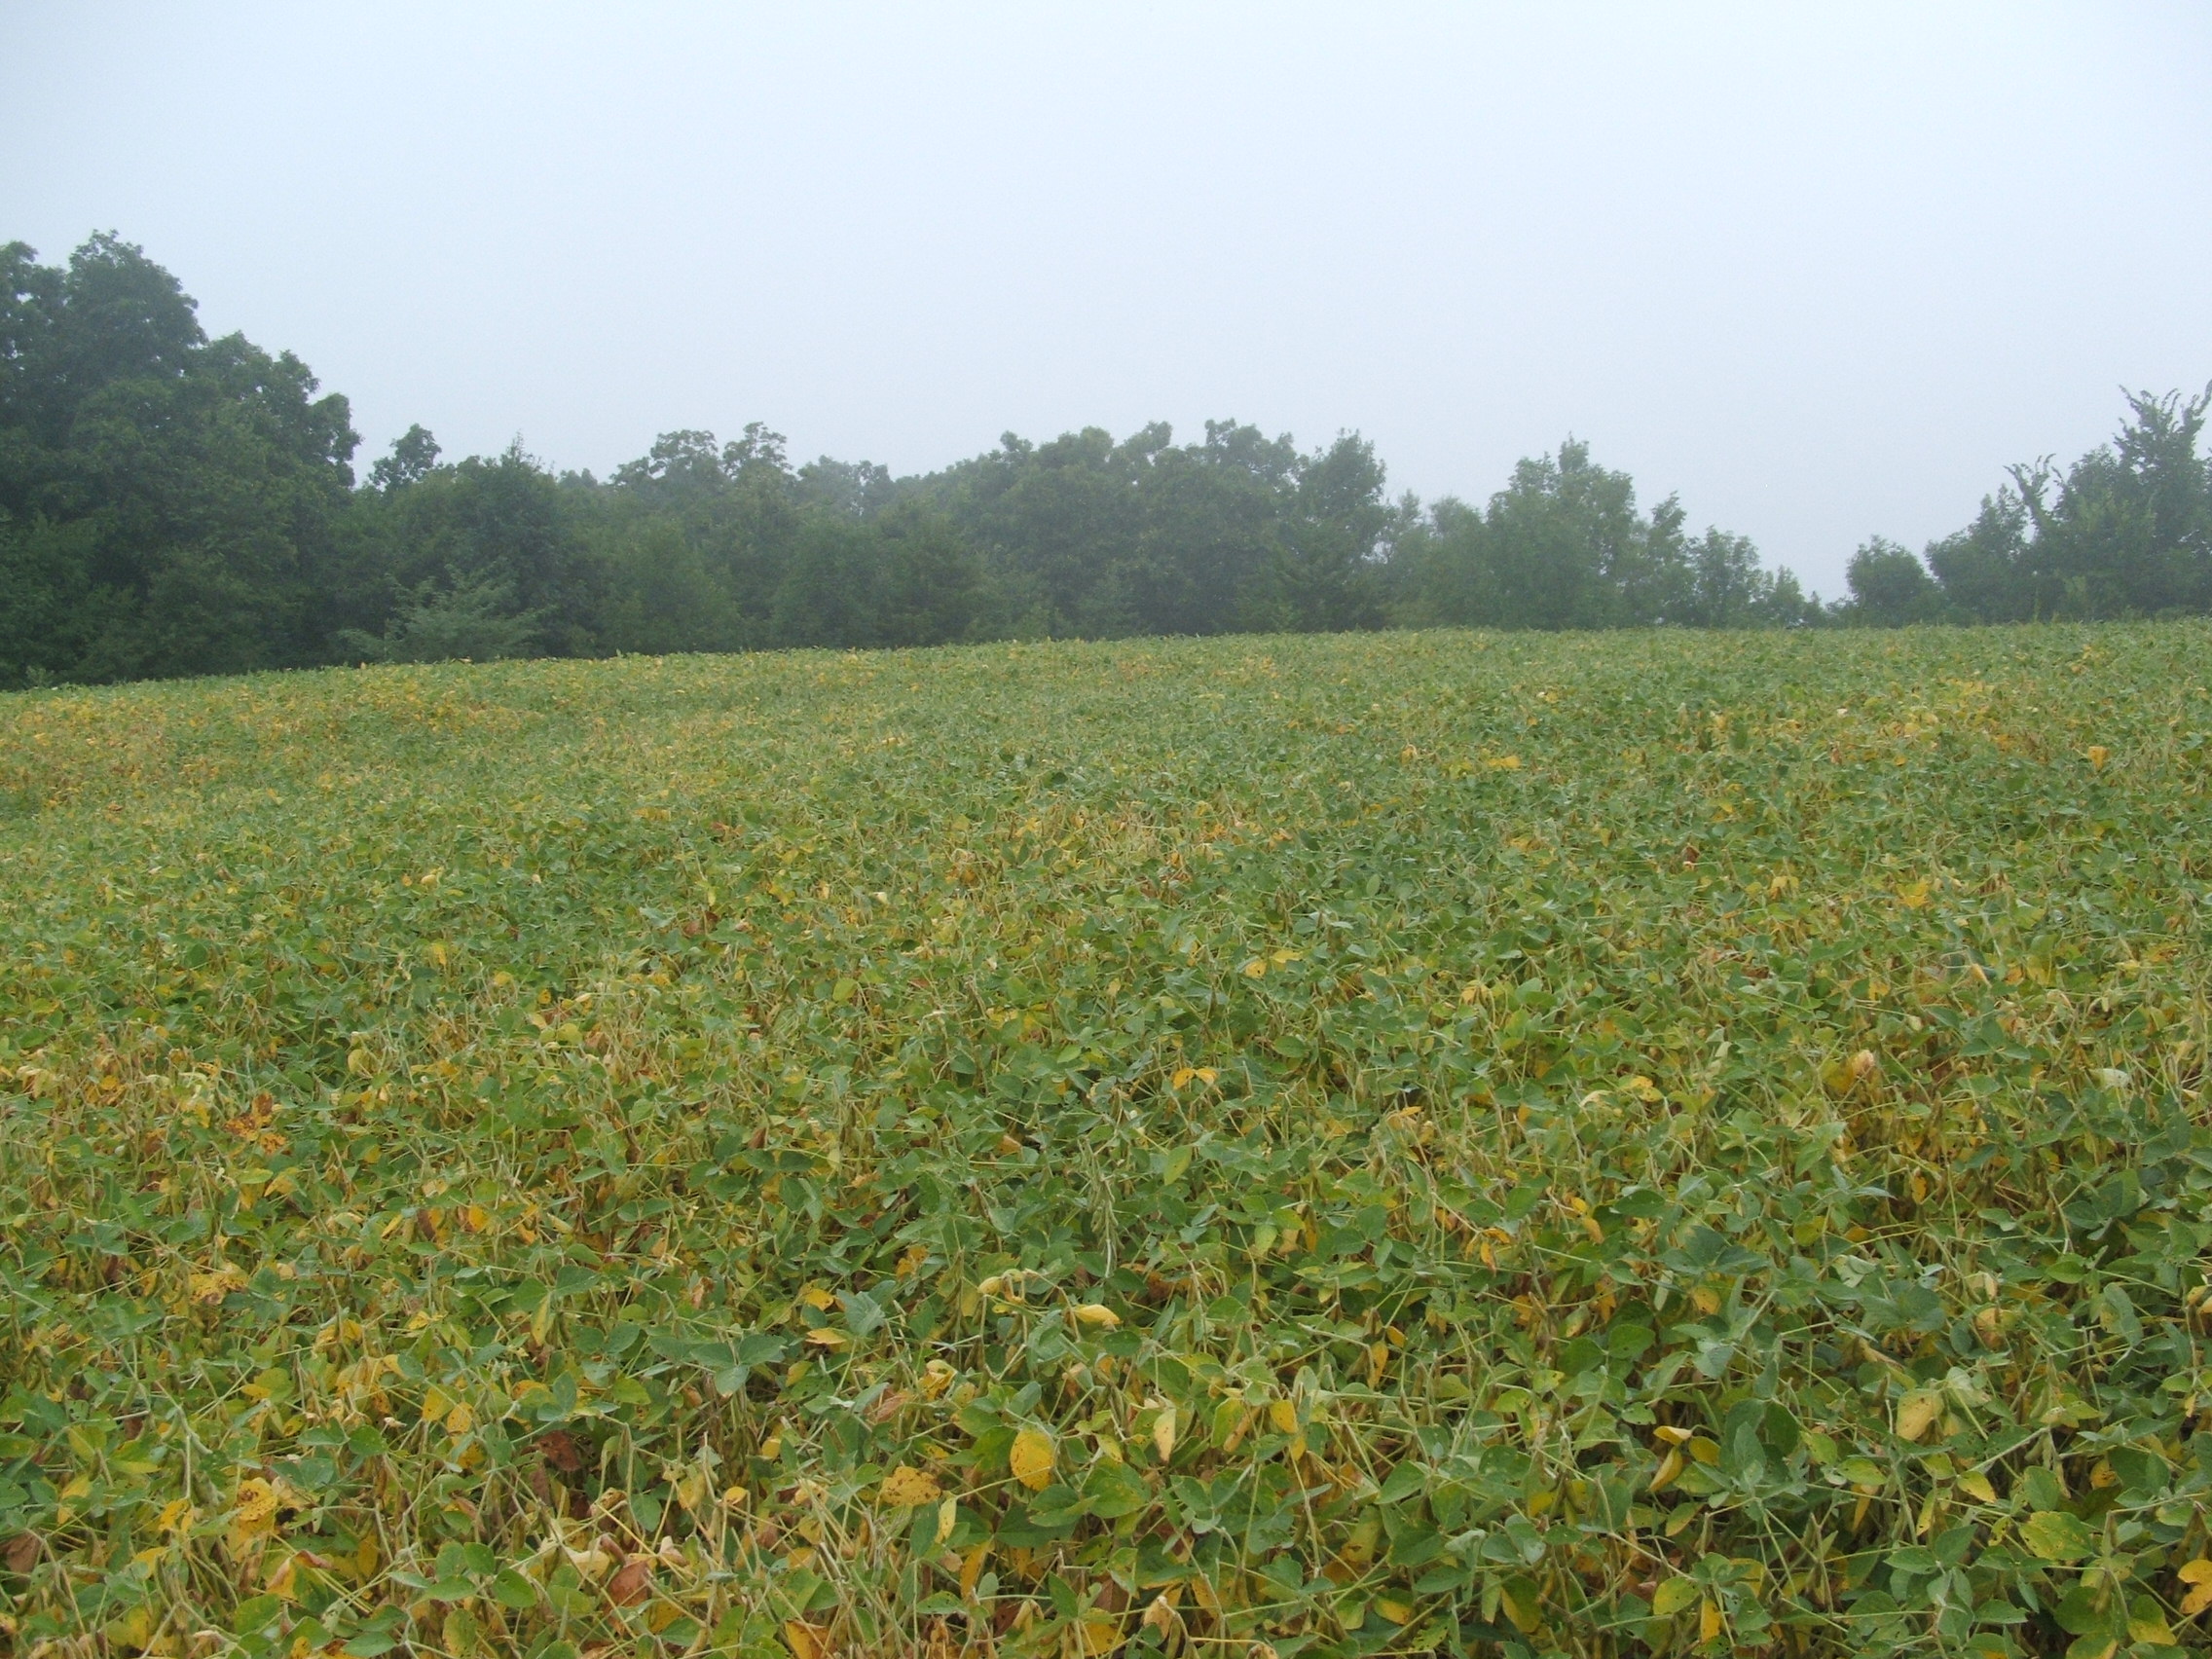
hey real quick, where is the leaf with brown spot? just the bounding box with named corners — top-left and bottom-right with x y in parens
top-left (877, 1464), bottom-right (941, 1506)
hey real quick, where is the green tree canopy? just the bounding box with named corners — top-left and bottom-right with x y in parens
top-left (0, 235), bottom-right (357, 685)
top-left (1860, 387), bottom-right (2212, 625)
top-left (24, 233), bottom-right (2212, 687)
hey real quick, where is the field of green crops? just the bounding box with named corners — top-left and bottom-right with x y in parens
top-left (2, 624), bottom-right (2209, 1659)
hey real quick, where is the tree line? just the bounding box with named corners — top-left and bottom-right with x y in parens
top-left (3, 235), bottom-right (2206, 689)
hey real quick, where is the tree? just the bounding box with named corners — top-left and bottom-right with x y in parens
top-left (870, 504), bottom-right (988, 646)
top-left (1675, 528), bottom-right (1814, 628)
top-left (1393, 438), bottom-right (1807, 632)
top-left (1924, 490), bottom-right (2033, 622)
top-left (603, 424), bottom-right (805, 643)
top-left (0, 235), bottom-right (357, 685)
top-left (1255, 432), bottom-right (1390, 633)
top-left (335, 571), bottom-right (543, 664)
top-left (1845, 537), bottom-right (1945, 625)
top-left (2009, 387), bottom-right (2211, 618)
top-left (590, 517), bottom-right (739, 655)
top-left (357, 442), bottom-right (603, 657)
top-left (369, 424), bottom-right (440, 490)
top-left (4, 233), bottom-right (1967, 682)
top-left (1119, 422), bottom-right (1290, 637)
top-left (770, 515), bottom-right (882, 647)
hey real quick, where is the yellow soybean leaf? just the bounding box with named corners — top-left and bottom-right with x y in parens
top-left (104, 1607), bottom-right (155, 1649)
top-left (1700, 1601), bottom-right (1724, 1643)
top-left (673, 1464), bottom-right (711, 1516)
top-left (878, 1465), bottom-right (941, 1507)
top-left (935, 1496), bottom-right (957, 1547)
top-left (1141, 1594), bottom-right (1184, 1637)
top-left (1957, 1469), bottom-right (1998, 1503)
top-left (1651, 1577), bottom-right (1700, 1617)
top-left (1896, 1391), bottom-right (1943, 1443)
top-left (1072, 1303), bottom-right (1120, 1329)
top-left (1010, 1427), bottom-right (1055, 1491)
top-left (1152, 1402), bottom-right (1177, 1462)
top-left (1485, 755), bottom-right (1523, 770)
top-left (1269, 1399), bottom-right (1300, 1435)
top-left (2177, 1558), bottom-right (2212, 1616)
top-left (783, 1620), bottom-right (829, 1659)
top-left (189, 1265), bottom-right (247, 1303)
top-left (960, 1542), bottom-right (992, 1596)
top-left (229, 1477), bottom-right (280, 1548)
top-left (2021, 1510), bottom-right (2096, 1562)
top-left (444, 1401), bottom-right (473, 1436)
top-left (2129, 1597), bottom-right (2174, 1643)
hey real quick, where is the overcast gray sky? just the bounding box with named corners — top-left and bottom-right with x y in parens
top-left (4, 3), bottom-right (2207, 595)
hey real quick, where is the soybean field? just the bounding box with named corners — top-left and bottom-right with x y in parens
top-left (2, 624), bottom-right (2210, 1659)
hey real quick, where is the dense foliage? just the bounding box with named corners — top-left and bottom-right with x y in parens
top-left (0, 237), bottom-right (359, 686)
top-left (9, 236), bottom-right (2207, 690)
top-left (1844, 391), bottom-right (2212, 628)
top-left (3, 623), bottom-right (2209, 1656)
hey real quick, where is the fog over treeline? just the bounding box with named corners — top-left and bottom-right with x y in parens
top-left (4, 235), bottom-right (2208, 689)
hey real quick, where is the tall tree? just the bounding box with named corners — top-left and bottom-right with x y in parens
top-left (1881, 387), bottom-right (2211, 624)
top-left (1845, 537), bottom-right (1945, 625)
top-left (1254, 431), bottom-right (1390, 633)
top-left (2009, 387), bottom-right (2212, 618)
top-left (0, 235), bottom-right (357, 684)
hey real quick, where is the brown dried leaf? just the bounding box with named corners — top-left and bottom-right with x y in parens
top-left (606, 1554), bottom-right (652, 1606)
top-left (538, 1429), bottom-right (587, 1473)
